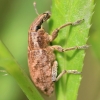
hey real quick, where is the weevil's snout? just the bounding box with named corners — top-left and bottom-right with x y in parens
top-left (43, 11), bottom-right (51, 22)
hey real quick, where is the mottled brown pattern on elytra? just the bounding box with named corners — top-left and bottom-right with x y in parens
top-left (28, 46), bottom-right (55, 95)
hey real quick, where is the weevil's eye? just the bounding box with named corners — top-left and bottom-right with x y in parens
top-left (34, 25), bottom-right (41, 31)
top-left (43, 11), bottom-right (51, 21)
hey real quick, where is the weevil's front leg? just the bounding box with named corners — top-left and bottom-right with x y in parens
top-left (51, 45), bottom-right (89, 52)
top-left (49, 19), bottom-right (84, 42)
top-left (55, 70), bottom-right (81, 82)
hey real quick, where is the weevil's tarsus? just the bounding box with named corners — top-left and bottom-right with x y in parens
top-left (33, 2), bottom-right (39, 16)
top-left (67, 70), bottom-right (81, 74)
top-left (72, 19), bottom-right (84, 25)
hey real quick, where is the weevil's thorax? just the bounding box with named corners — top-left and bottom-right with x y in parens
top-left (37, 29), bottom-right (50, 48)
top-left (28, 28), bottom-right (50, 50)
top-left (28, 11), bottom-right (51, 49)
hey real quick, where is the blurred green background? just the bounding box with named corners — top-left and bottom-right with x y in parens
top-left (0, 0), bottom-right (99, 100)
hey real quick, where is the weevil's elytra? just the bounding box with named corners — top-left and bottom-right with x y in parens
top-left (28, 6), bottom-right (88, 96)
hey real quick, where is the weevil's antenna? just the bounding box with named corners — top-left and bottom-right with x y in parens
top-left (33, 2), bottom-right (39, 15)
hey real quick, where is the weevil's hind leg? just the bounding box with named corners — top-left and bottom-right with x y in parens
top-left (49, 19), bottom-right (84, 42)
top-left (51, 45), bottom-right (90, 52)
top-left (55, 70), bottom-right (81, 82)
top-left (51, 61), bottom-right (81, 82)
top-left (52, 61), bottom-right (58, 82)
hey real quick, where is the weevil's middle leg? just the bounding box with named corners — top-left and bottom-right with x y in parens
top-left (55, 70), bottom-right (81, 82)
top-left (51, 45), bottom-right (89, 52)
top-left (49, 19), bottom-right (84, 42)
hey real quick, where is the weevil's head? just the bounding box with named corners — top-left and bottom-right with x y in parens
top-left (42, 11), bottom-right (51, 22)
top-left (30, 11), bottom-right (51, 31)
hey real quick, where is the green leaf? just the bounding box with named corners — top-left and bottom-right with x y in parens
top-left (89, 0), bottom-right (100, 60)
top-left (0, 41), bottom-right (44, 100)
top-left (49, 0), bottom-right (94, 100)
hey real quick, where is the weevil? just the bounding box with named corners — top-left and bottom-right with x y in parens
top-left (28, 3), bottom-right (89, 96)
